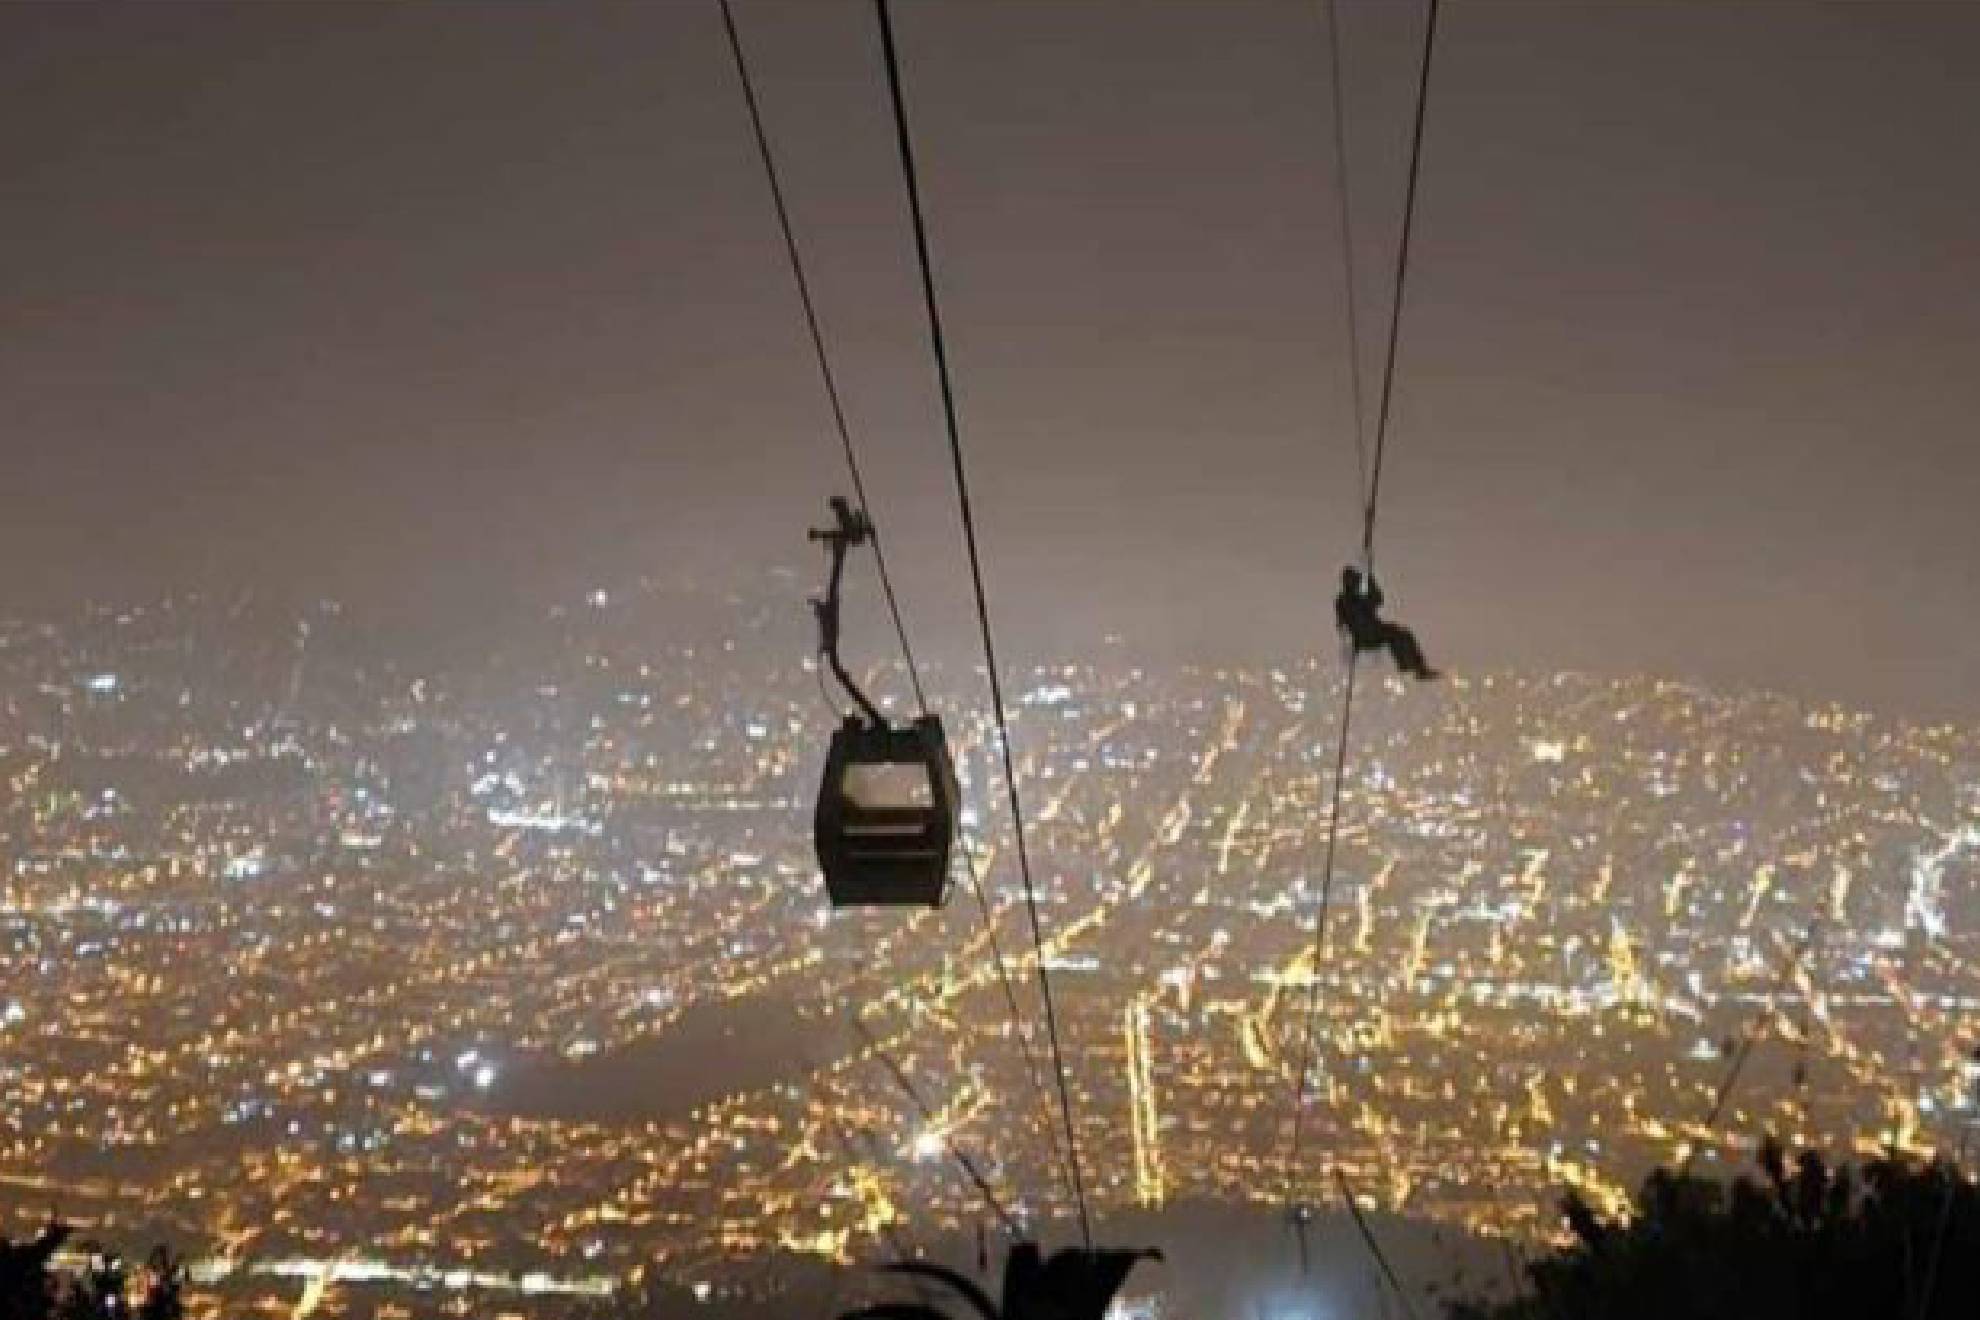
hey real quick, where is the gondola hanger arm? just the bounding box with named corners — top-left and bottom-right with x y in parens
top-left (811, 496), bottom-right (886, 728)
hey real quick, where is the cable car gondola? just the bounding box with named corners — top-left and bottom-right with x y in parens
top-left (809, 497), bottom-right (958, 907)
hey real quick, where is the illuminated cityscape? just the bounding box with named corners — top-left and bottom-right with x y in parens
top-left (4, 579), bottom-right (1975, 1317)
top-left (6, 0), bottom-right (1980, 1315)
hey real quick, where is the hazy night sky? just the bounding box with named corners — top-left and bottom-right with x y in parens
top-left (4, 1), bottom-right (1976, 716)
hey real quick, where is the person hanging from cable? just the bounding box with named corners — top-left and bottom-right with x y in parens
top-left (1335, 566), bottom-right (1439, 680)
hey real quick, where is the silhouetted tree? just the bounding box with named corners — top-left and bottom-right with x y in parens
top-left (134, 1249), bottom-right (184, 1320)
top-left (1450, 1139), bottom-right (1979, 1320)
top-left (53, 1243), bottom-right (134, 1320)
top-left (0, 1222), bottom-right (68, 1320)
top-left (0, 1229), bottom-right (185, 1320)
top-left (837, 1245), bottom-right (1162, 1320)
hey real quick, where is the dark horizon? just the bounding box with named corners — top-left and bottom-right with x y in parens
top-left (6, 0), bottom-right (1978, 720)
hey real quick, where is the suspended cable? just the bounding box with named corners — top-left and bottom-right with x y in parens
top-left (807, 1056), bottom-right (924, 1269)
top-left (1282, 0), bottom-right (1440, 1234)
top-left (854, 1015), bottom-right (1022, 1239)
top-left (954, 840), bottom-right (1082, 1214)
top-left (1683, 916), bottom-right (1823, 1176)
top-left (873, 0), bottom-right (1095, 1249)
top-left (718, 0), bottom-right (925, 714)
top-left (1323, 0), bottom-right (1371, 500)
top-left (1281, 649), bottom-right (1362, 1207)
top-left (719, 0), bottom-right (1076, 1217)
top-left (1335, 1169), bottom-right (1426, 1320)
top-left (1360, 0), bottom-right (1440, 572)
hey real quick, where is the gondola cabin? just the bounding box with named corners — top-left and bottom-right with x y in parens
top-left (815, 714), bottom-right (958, 907)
